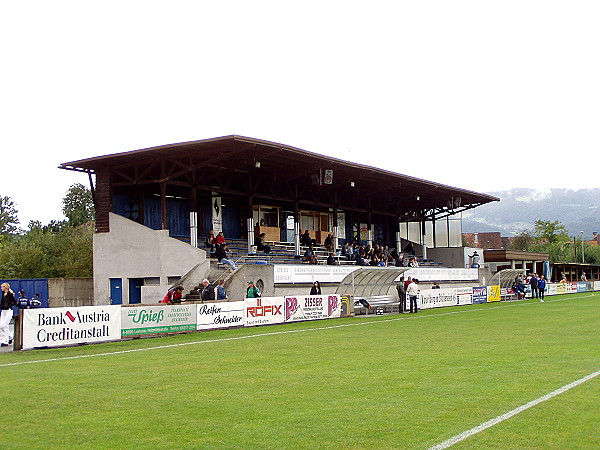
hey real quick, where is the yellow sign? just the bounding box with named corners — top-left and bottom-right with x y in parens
top-left (487, 285), bottom-right (501, 302)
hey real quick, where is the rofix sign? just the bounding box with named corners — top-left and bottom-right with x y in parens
top-left (22, 305), bottom-right (121, 350)
top-left (197, 301), bottom-right (244, 330)
top-left (122, 304), bottom-right (196, 336)
top-left (244, 297), bottom-right (285, 327)
top-left (285, 295), bottom-right (341, 322)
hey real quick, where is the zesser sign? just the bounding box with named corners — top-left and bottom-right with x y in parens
top-left (22, 305), bottom-right (121, 350)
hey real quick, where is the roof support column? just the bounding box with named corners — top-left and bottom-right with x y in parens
top-left (247, 194), bottom-right (255, 254)
top-left (189, 187), bottom-right (198, 248)
top-left (332, 206), bottom-right (339, 251)
top-left (160, 182), bottom-right (167, 230)
top-left (294, 201), bottom-right (300, 256)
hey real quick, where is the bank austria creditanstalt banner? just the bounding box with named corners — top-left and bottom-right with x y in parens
top-left (22, 305), bottom-right (121, 350)
top-left (122, 304), bottom-right (196, 336)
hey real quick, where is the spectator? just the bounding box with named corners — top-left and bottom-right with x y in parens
top-left (215, 244), bottom-right (237, 271)
top-left (17, 289), bottom-right (30, 309)
top-left (216, 279), bottom-right (227, 300)
top-left (201, 279), bottom-right (215, 302)
top-left (432, 282), bottom-right (441, 289)
top-left (205, 229), bottom-right (216, 254)
top-left (304, 244), bottom-right (318, 264)
top-left (310, 281), bottom-right (322, 295)
top-left (406, 278), bottom-right (420, 313)
top-left (300, 230), bottom-right (312, 247)
top-left (538, 276), bottom-right (547, 302)
top-left (215, 231), bottom-right (226, 246)
top-left (396, 276), bottom-right (406, 313)
top-left (161, 286), bottom-right (184, 304)
top-left (529, 273), bottom-right (539, 299)
top-left (327, 253), bottom-right (336, 265)
top-left (404, 242), bottom-right (415, 255)
top-left (256, 233), bottom-right (271, 254)
top-left (0, 282), bottom-right (17, 347)
top-left (246, 281), bottom-right (261, 298)
top-left (324, 234), bottom-right (334, 252)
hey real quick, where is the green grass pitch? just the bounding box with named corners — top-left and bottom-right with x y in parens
top-left (1, 293), bottom-right (598, 449)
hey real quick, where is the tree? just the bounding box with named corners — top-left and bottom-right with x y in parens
top-left (0, 195), bottom-right (20, 235)
top-left (510, 229), bottom-right (534, 251)
top-left (534, 220), bottom-right (569, 244)
top-left (62, 183), bottom-right (95, 227)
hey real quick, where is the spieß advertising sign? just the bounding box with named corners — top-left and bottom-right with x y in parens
top-left (122, 304), bottom-right (196, 336)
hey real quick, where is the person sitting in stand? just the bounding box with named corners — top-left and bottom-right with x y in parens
top-left (161, 286), bottom-right (184, 304)
top-left (300, 230), bottom-right (312, 247)
top-left (404, 241), bottom-right (415, 255)
top-left (432, 282), bottom-right (441, 289)
top-left (327, 253), bottom-right (336, 265)
top-left (324, 234), bottom-right (334, 252)
top-left (246, 281), bottom-right (261, 298)
top-left (256, 233), bottom-right (271, 254)
top-left (205, 229), bottom-right (216, 254)
top-left (215, 243), bottom-right (237, 271)
top-left (215, 231), bottom-right (226, 246)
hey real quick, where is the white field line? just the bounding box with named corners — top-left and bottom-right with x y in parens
top-left (0, 293), bottom-right (595, 368)
top-left (429, 369), bottom-right (600, 450)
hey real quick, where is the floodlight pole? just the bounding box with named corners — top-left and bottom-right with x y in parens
top-left (581, 231), bottom-right (584, 263)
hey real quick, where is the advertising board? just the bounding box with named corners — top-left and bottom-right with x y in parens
top-left (487, 285), bottom-right (501, 302)
top-left (197, 301), bottom-right (244, 330)
top-left (122, 304), bottom-right (196, 336)
top-left (472, 286), bottom-right (488, 304)
top-left (284, 295), bottom-right (341, 322)
top-left (22, 305), bottom-right (121, 350)
top-left (244, 297), bottom-right (285, 327)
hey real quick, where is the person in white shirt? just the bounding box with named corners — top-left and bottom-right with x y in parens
top-left (406, 278), bottom-right (420, 313)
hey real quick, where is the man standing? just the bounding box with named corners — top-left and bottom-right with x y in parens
top-left (396, 276), bottom-right (406, 313)
top-left (406, 278), bottom-right (420, 313)
top-left (201, 279), bottom-right (215, 302)
top-left (529, 273), bottom-right (539, 299)
top-left (246, 281), bottom-right (261, 298)
top-left (216, 279), bottom-right (227, 300)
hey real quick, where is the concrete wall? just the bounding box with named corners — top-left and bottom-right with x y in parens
top-left (93, 213), bottom-right (208, 305)
top-left (48, 278), bottom-right (94, 308)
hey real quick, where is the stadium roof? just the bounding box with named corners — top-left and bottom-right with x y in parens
top-left (60, 135), bottom-right (498, 221)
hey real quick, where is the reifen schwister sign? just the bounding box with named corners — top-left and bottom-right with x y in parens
top-left (21, 306), bottom-right (121, 350)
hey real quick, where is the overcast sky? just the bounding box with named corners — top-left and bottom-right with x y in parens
top-left (1, 1), bottom-right (599, 227)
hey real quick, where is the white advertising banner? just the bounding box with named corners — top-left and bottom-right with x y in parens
top-left (594, 281), bottom-right (600, 291)
top-left (419, 288), bottom-right (459, 309)
top-left (274, 265), bottom-right (359, 284)
top-left (22, 305), bottom-right (121, 350)
top-left (403, 268), bottom-right (479, 282)
top-left (122, 304), bottom-right (196, 336)
top-left (244, 297), bottom-right (285, 327)
top-left (284, 295), bottom-right (341, 322)
top-left (197, 301), bottom-right (245, 330)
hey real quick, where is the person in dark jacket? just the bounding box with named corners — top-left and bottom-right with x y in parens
top-left (0, 282), bottom-right (17, 346)
top-left (200, 279), bottom-right (215, 302)
top-left (310, 281), bottom-right (322, 295)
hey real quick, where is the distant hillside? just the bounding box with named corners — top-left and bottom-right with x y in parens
top-left (461, 188), bottom-right (600, 238)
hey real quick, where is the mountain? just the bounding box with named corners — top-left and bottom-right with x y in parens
top-left (461, 188), bottom-right (600, 238)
